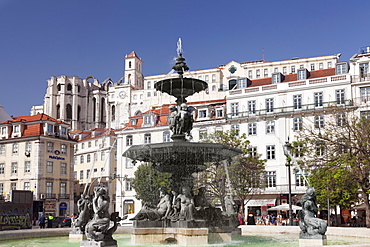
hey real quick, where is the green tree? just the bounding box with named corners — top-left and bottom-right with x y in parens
top-left (131, 163), bottom-right (171, 206)
top-left (196, 129), bottom-right (266, 213)
top-left (298, 113), bottom-right (370, 226)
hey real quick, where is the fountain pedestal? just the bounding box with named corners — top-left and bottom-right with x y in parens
top-left (299, 235), bottom-right (327, 247)
top-left (132, 227), bottom-right (232, 246)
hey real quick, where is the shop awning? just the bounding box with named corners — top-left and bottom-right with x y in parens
top-left (246, 199), bottom-right (276, 207)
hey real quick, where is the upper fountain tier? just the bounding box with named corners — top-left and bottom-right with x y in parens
top-left (154, 53), bottom-right (208, 105)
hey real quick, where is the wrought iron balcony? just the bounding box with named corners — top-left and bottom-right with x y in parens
top-left (226, 99), bottom-right (355, 120)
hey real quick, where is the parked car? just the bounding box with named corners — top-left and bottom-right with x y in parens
top-left (51, 217), bottom-right (72, 228)
top-left (118, 212), bottom-right (138, 226)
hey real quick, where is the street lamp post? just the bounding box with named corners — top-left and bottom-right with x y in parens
top-left (283, 141), bottom-right (294, 226)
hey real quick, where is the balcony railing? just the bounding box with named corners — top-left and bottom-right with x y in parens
top-left (226, 100), bottom-right (354, 120)
top-left (58, 194), bottom-right (70, 199)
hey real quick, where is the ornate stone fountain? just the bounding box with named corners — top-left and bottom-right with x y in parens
top-left (122, 41), bottom-right (242, 245)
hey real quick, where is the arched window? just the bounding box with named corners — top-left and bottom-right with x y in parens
top-left (66, 104), bottom-right (72, 120)
top-left (111, 105), bottom-right (116, 121)
top-left (77, 85), bottom-right (81, 93)
top-left (56, 104), bottom-right (60, 119)
top-left (100, 98), bottom-right (105, 123)
top-left (77, 105), bottom-right (81, 121)
top-left (129, 61), bottom-right (132, 68)
top-left (134, 110), bottom-right (141, 116)
top-left (57, 84), bottom-right (61, 91)
top-left (67, 83), bottom-right (72, 91)
top-left (93, 98), bottom-right (97, 122)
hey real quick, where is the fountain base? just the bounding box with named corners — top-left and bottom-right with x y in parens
top-left (299, 235), bottom-right (327, 247)
top-left (132, 227), bottom-right (232, 246)
top-left (80, 239), bottom-right (117, 247)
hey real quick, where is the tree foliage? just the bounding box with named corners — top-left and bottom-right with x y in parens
top-left (297, 112), bottom-right (370, 226)
top-left (196, 129), bottom-right (266, 212)
top-left (131, 163), bottom-right (171, 206)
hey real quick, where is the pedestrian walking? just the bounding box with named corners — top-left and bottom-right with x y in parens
top-left (38, 214), bottom-right (46, 229)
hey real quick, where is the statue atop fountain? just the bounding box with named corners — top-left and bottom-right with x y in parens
top-left (123, 40), bottom-right (242, 245)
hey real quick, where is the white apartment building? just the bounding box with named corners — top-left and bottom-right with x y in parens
top-left (30, 46), bottom-right (370, 218)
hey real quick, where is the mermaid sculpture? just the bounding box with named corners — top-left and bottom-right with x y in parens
top-left (298, 187), bottom-right (327, 239)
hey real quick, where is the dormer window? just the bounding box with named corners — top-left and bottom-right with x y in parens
top-left (47, 124), bottom-right (54, 133)
top-left (131, 119), bottom-right (138, 126)
top-left (1, 126), bottom-right (7, 136)
top-left (272, 73), bottom-right (283, 84)
top-left (61, 127), bottom-right (67, 136)
top-left (297, 69), bottom-right (309, 80)
top-left (336, 62), bottom-right (348, 75)
top-left (199, 110), bottom-right (207, 118)
top-left (13, 125), bottom-right (20, 134)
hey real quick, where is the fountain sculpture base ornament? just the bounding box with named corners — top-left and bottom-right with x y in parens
top-left (70, 186), bottom-right (120, 247)
top-left (298, 187), bottom-right (327, 247)
top-left (123, 40), bottom-right (242, 245)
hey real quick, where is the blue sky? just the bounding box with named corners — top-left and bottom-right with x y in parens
top-left (1, 0), bottom-right (370, 117)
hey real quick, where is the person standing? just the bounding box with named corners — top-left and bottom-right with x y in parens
top-left (38, 214), bottom-right (46, 229)
top-left (47, 214), bottom-right (54, 228)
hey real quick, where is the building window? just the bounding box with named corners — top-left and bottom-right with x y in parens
top-left (300, 64), bottom-right (304, 69)
top-left (147, 81), bottom-right (151, 89)
top-left (266, 120), bottom-right (275, 134)
top-left (11, 182), bottom-right (17, 191)
top-left (86, 169), bottom-right (91, 179)
top-left (319, 63), bottom-right (323, 69)
top-left (25, 142), bottom-right (31, 152)
top-left (293, 144), bottom-right (304, 158)
top-left (47, 142), bottom-right (54, 153)
top-left (0, 183), bottom-right (3, 194)
top-left (126, 135), bottom-right (133, 146)
top-left (336, 62), bottom-right (348, 75)
top-left (272, 73), bottom-right (282, 84)
top-left (74, 171), bottom-right (77, 180)
top-left (328, 62), bottom-right (332, 68)
top-left (216, 109), bottom-right (223, 118)
top-left (46, 182), bottom-right (53, 196)
top-left (360, 111), bottom-right (370, 119)
top-left (24, 161), bottom-right (31, 173)
top-left (293, 94), bottom-right (302, 110)
top-left (249, 146), bottom-right (257, 157)
top-left (0, 144), bottom-right (5, 155)
top-left (12, 143), bottom-right (19, 154)
top-left (266, 98), bottom-right (274, 112)
top-left (144, 115), bottom-right (151, 125)
top-left (295, 174), bottom-right (307, 186)
top-left (199, 110), bottom-right (207, 118)
top-left (248, 100), bottom-right (256, 114)
top-left (314, 115), bottom-right (325, 128)
top-left (316, 142), bottom-right (325, 156)
top-left (297, 69), bottom-right (307, 80)
top-left (248, 123), bottom-right (257, 136)
top-left (61, 144), bottom-right (67, 155)
top-left (24, 182), bottom-right (30, 191)
top-left (212, 74), bottom-right (216, 82)
top-left (46, 161), bottom-right (53, 173)
top-left (360, 63), bottom-right (369, 78)
top-left (266, 171), bottom-right (276, 187)
top-left (60, 162), bottom-right (67, 175)
top-left (80, 170), bottom-right (84, 180)
top-left (361, 87), bottom-right (370, 103)
top-left (205, 75), bottom-right (209, 82)
top-left (93, 153), bottom-right (97, 162)
top-left (282, 67), bottom-right (287, 75)
top-left (264, 68), bottom-right (268, 77)
top-left (60, 182), bottom-right (66, 196)
top-left (314, 92), bottom-right (323, 107)
top-left (47, 124), bottom-right (54, 133)
top-left (144, 133), bottom-right (151, 144)
top-left (310, 64), bottom-right (315, 71)
top-left (11, 162), bottom-right (17, 174)
top-left (293, 117), bottom-right (303, 131)
top-left (256, 69), bottom-right (260, 78)
top-left (231, 103), bottom-right (239, 116)
top-left (13, 125), bottom-right (20, 134)
top-left (131, 119), bottom-right (138, 126)
top-left (231, 124), bottom-right (240, 136)
top-left (248, 70), bottom-right (253, 79)
top-left (87, 154), bottom-right (91, 163)
top-left (291, 66), bottom-right (296, 74)
top-left (61, 127), bottom-right (67, 136)
top-left (0, 163), bottom-right (4, 174)
top-left (199, 129), bottom-right (207, 140)
top-left (80, 155), bottom-right (84, 164)
top-left (266, 145), bottom-right (275, 159)
top-left (126, 179), bottom-right (133, 191)
top-left (336, 89), bottom-right (345, 104)
top-left (1, 127), bottom-right (7, 136)
top-left (237, 78), bottom-right (247, 88)
top-left (163, 131), bottom-right (171, 142)
top-left (337, 113), bottom-right (347, 126)
top-left (101, 152), bottom-right (105, 161)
